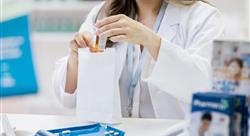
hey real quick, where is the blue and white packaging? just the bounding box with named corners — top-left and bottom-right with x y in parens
top-left (189, 92), bottom-right (249, 136)
top-left (232, 94), bottom-right (248, 136)
top-left (247, 97), bottom-right (250, 136)
top-left (0, 15), bottom-right (38, 96)
top-left (209, 93), bottom-right (248, 136)
top-left (188, 92), bottom-right (235, 136)
top-left (212, 40), bottom-right (250, 95)
top-left (212, 40), bottom-right (250, 135)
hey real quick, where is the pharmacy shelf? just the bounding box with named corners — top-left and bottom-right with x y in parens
top-left (32, 32), bottom-right (74, 44)
top-left (29, 1), bottom-right (100, 33)
top-left (31, 1), bottom-right (102, 11)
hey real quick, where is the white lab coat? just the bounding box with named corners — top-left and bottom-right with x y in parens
top-left (52, 1), bottom-right (224, 119)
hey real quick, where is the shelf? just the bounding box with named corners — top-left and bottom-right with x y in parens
top-left (31, 1), bottom-right (102, 11)
top-left (31, 32), bottom-right (74, 44)
top-left (2, 1), bottom-right (102, 21)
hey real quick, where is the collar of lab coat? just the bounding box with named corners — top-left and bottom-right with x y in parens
top-left (116, 2), bottom-right (182, 80)
top-left (141, 2), bottom-right (182, 76)
top-left (95, 2), bottom-right (181, 80)
top-left (115, 3), bottom-right (182, 117)
top-left (158, 3), bottom-right (181, 41)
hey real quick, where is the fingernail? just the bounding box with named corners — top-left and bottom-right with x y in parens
top-left (96, 30), bottom-right (99, 35)
top-left (95, 22), bottom-right (100, 27)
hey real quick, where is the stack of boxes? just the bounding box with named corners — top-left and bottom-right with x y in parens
top-left (189, 40), bottom-right (250, 136)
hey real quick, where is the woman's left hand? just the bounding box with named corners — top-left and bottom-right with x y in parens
top-left (96, 14), bottom-right (161, 59)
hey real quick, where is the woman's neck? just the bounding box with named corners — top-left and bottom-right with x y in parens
top-left (136, 0), bottom-right (163, 15)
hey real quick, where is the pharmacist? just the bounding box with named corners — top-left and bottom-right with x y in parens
top-left (52, 0), bottom-right (224, 119)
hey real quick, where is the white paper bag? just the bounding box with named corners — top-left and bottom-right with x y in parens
top-left (76, 48), bottom-right (122, 124)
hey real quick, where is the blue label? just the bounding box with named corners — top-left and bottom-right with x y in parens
top-left (0, 15), bottom-right (38, 96)
top-left (192, 93), bottom-right (234, 115)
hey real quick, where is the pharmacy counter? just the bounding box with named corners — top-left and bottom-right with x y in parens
top-left (5, 113), bottom-right (182, 136)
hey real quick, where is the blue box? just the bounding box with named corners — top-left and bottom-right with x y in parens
top-left (189, 92), bottom-right (235, 136)
top-left (189, 92), bottom-right (249, 136)
top-left (0, 15), bottom-right (38, 96)
top-left (35, 123), bottom-right (125, 136)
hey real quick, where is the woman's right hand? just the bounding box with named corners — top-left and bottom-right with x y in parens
top-left (66, 32), bottom-right (93, 94)
top-left (69, 32), bottom-right (93, 54)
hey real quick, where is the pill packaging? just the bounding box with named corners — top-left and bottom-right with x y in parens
top-left (35, 123), bottom-right (125, 136)
top-left (98, 36), bottom-right (107, 49)
top-left (188, 92), bottom-right (248, 136)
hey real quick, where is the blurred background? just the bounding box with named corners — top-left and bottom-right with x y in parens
top-left (1, 0), bottom-right (249, 115)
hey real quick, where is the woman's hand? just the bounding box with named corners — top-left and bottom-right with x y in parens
top-left (65, 32), bottom-right (93, 94)
top-left (69, 32), bottom-right (93, 55)
top-left (95, 14), bottom-right (161, 59)
top-left (68, 32), bottom-right (93, 68)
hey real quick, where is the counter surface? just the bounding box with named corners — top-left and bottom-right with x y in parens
top-left (3, 113), bottom-right (182, 136)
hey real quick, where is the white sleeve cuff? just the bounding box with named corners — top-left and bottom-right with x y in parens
top-left (52, 56), bottom-right (77, 108)
top-left (145, 39), bottom-right (211, 104)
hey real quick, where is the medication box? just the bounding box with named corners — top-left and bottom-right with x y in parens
top-left (35, 123), bottom-right (125, 136)
top-left (0, 15), bottom-right (38, 96)
top-left (212, 40), bottom-right (250, 95)
top-left (188, 92), bottom-right (234, 136)
top-left (211, 40), bottom-right (250, 136)
top-left (188, 92), bottom-right (248, 136)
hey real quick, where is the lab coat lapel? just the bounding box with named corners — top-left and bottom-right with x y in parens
top-left (115, 43), bottom-right (128, 80)
top-left (115, 3), bottom-right (182, 118)
top-left (141, 3), bottom-right (181, 79)
top-left (149, 3), bottom-right (181, 118)
top-left (158, 3), bottom-right (180, 41)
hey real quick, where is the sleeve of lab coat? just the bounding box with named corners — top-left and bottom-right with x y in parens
top-left (146, 9), bottom-right (224, 104)
top-left (52, 3), bottom-right (104, 108)
top-left (52, 56), bottom-right (77, 108)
